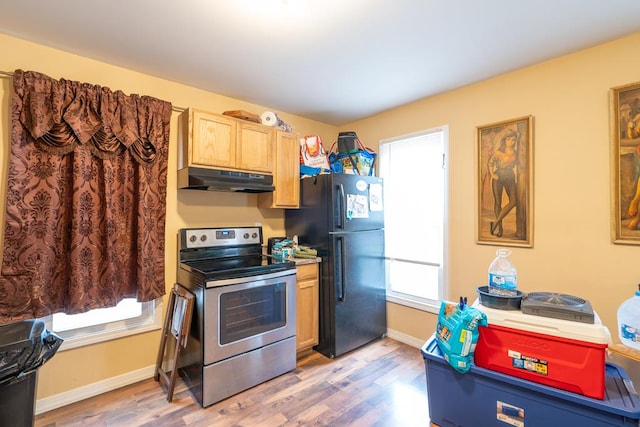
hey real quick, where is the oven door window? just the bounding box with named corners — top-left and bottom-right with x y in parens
top-left (219, 283), bottom-right (287, 345)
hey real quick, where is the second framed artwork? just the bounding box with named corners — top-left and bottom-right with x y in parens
top-left (477, 116), bottom-right (534, 247)
top-left (610, 81), bottom-right (640, 244)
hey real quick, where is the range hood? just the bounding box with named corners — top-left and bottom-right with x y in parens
top-left (178, 167), bottom-right (275, 193)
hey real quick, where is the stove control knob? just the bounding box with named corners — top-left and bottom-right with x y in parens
top-left (243, 233), bottom-right (250, 239)
top-left (189, 235), bottom-right (197, 243)
top-left (200, 235), bottom-right (207, 242)
top-left (252, 232), bottom-right (258, 239)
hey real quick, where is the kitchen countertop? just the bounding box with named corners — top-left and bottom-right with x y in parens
top-left (263, 245), bottom-right (321, 265)
top-left (290, 257), bottom-right (322, 265)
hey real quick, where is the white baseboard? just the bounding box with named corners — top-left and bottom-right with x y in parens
top-left (386, 328), bottom-right (427, 349)
top-left (36, 332), bottom-right (426, 415)
top-left (35, 365), bottom-right (156, 415)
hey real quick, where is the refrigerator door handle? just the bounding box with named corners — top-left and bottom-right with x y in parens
top-left (335, 184), bottom-right (345, 229)
top-left (336, 236), bottom-right (346, 301)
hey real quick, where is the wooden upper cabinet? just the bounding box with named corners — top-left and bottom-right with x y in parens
top-left (259, 131), bottom-right (300, 208)
top-left (179, 108), bottom-right (237, 169)
top-left (178, 108), bottom-right (273, 174)
top-left (237, 122), bottom-right (273, 173)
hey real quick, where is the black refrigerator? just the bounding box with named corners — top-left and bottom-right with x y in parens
top-left (285, 173), bottom-right (386, 358)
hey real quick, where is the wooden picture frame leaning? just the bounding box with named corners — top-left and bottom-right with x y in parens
top-left (477, 116), bottom-right (533, 247)
top-left (611, 81), bottom-right (640, 244)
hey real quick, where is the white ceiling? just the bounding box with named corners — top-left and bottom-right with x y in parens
top-left (1, 1), bottom-right (640, 126)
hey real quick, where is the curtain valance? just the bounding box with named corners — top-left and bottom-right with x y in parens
top-left (15, 69), bottom-right (166, 163)
top-left (0, 70), bottom-right (172, 322)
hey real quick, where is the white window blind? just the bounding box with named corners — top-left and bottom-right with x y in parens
top-left (380, 127), bottom-right (448, 311)
top-left (44, 299), bottom-right (161, 351)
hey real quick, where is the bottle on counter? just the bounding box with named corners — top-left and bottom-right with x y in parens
top-left (488, 248), bottom-right (518, 296)
top-left (618, 284), bottom-right (640, 350)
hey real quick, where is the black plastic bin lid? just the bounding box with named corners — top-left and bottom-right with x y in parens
top-left (0, 319), bottom-right (63, 386)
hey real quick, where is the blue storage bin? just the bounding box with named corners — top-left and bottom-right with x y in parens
top-left (421, 336), bottom-right (640, 426)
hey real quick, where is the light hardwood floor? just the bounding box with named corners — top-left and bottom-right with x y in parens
top-left (35, 338), bottom-right (430, 426)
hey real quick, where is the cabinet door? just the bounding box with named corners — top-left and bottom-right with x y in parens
top-left (191, 110), bottom-right (237, 168)
top-left (274, 132), bottom-right (300, 207)
top-left (237, 122), bottom-right (273, 173)
top-left (259, 131), bottom-right (300, 208)
top-left (296, 263), bottom-right (319, 353)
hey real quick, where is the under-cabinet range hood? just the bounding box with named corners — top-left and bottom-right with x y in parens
top-left (178, 167), bottom-right (275, 193)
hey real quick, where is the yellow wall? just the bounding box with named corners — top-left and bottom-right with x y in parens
top-left (2, 30), bottom-right (640, 402)
top-left (346, 32), bottom-right (640, 344)
top-left (0, 33), bottom-right (337, 399)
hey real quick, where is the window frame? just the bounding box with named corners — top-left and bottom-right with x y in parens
top-left (380, 125), bottom-right (449, 313)
top-left (42, 298), bottom-right (163, 351)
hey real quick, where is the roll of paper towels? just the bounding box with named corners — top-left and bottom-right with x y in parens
top-left (260, 111), bottom-right (279, 127)
top-left (260, 111), bottom-right (292, 132)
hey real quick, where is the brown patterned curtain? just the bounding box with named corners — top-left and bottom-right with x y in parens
top-left (0, 70), bottom-right (172, 323)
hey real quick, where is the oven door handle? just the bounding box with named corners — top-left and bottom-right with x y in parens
top-left (205, 269), bottom-right (295, 288)
top-left (336, 236), bottom-right (346, 302)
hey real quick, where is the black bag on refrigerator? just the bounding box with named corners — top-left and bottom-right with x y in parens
top-left (337, 131), bottom-right (359, 153)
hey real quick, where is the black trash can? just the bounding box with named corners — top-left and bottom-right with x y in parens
top-left (0, 319), bottom-right (63, 427)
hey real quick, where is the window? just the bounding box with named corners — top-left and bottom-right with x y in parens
top-left (43, 299), bottom-right (162, 351)
top-left (379, 126), bottom-right (448, 312)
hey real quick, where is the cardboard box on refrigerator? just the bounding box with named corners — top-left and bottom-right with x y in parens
top-left (473, 302), bottom-right (611, 399)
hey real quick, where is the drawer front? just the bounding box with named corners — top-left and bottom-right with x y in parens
top-left (296, 263), bottom-right (318, 281)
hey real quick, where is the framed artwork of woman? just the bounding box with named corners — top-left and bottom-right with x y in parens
top-left (477, 116), bottom-right (534, 247)
top-left (611, 81), bottom-right (640, 244)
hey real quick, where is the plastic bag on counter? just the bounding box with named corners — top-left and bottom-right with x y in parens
top-left (435, 298), bottom-right (487, 373)
top-left (271, 239), bottom-right (296, 259)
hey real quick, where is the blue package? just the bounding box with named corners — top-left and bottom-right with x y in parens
top-left (435, 299), bottom-right (487, 373)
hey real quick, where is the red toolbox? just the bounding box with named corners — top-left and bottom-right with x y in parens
top-left (474, 302), bottom-right (611, 399)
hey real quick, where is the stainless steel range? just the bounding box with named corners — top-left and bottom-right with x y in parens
top-left (176, 226), bottom-right (297, 407)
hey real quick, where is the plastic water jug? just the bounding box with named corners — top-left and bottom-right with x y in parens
top-left (618, 284), bottom-right (640, 350)
top-left (488, 249), bottom-right (517, 296)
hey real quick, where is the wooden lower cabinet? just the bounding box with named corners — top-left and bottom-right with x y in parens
top-left (295, 263), bottom-right (319, 356)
